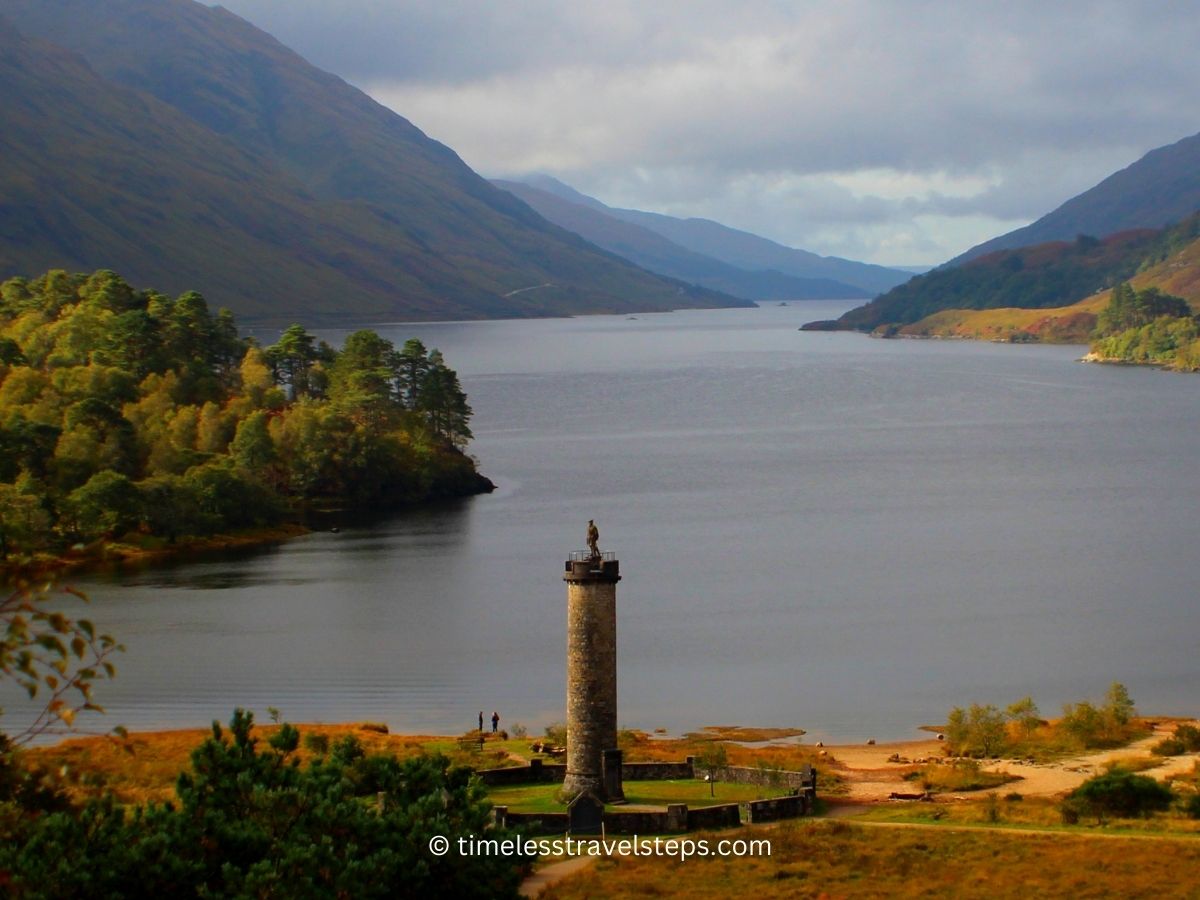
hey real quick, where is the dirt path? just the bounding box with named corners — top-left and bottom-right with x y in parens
top-left (821, 722), bottom-right (1200, 802)
top-left (519, 856), bottom-right (597, 898)
top-left (975, 723), bottom-right (1200, 797)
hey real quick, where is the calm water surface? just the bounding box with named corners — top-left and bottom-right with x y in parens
top-left (14, 303), bottom-right (1200, 742)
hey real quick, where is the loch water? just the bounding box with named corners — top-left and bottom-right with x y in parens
top-left (16, 303), bottom-right (1200, 742)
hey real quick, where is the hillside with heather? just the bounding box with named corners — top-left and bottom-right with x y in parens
top-left (894, 221), bottom-right (1200, 345)
top-left (808, 228), bottom-right (1171, 333)
top-left (951, 130), bottom-right (1200, 265)
top-left (0, 1), bottom-right (743, 324)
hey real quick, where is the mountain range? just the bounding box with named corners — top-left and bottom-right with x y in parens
top-left (499, 175), bottom-right (909, 299)
top-left (816, 128), bottom-right (1200, 333)
top-left (951, 130), bottom-right (1200, 265)
top-left (0, 0), bottom-right (747, 323)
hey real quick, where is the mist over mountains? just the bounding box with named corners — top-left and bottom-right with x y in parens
top-left (501, 175), bottom-right (910, 299)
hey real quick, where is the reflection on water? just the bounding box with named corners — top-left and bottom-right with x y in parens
top-left (8, 303), bottom-right (1200, 743)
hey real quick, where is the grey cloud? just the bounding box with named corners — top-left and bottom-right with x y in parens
top-left (216, 0), bottom-right (1200, 263)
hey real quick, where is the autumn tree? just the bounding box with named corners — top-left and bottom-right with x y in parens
top-left (0, 270), bottom-right (486, 555)
top-left (0, 579), bottom-right (122, 744)
top-left (944, 703), bottom-right (1008, 757)
top-left (418, 349), bottom-right (473, 448)
top-left (1005, 696), bottom-right (1042, 739)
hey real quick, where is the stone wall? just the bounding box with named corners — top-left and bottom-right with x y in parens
top-left (602, 810), bottom-right (672, 834)
top-left (712, 764), bottom-right (816, 791)
top-left (686, 803), bottom-right (742, 830)
top-left (500, 810), bottom-right (569, 833)
top-left (621, 761), bottom-right (695, 780)
top-left (745, 794), bottom-right (806, 823)
top-left (475, 759), bottom-right (567, 786)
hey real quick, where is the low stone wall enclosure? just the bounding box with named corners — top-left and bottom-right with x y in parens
top-left (481, 757), bottom-right (817, 835)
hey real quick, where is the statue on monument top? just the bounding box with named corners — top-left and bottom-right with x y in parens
top-left (586, 519), bottom-right (600, 560)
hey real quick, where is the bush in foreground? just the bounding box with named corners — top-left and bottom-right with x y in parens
top-left (1062, 771), bottom-right (1174, 824)
top-left (1, 710), bottom-right (533, 898)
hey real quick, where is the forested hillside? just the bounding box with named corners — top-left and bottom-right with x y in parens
top-left (0, 270), bottom-right (490, 562)
top-left (814, 231), bottom-right (1162, 333)
top-left (0, 1), bottom-right (739, 322)
top-left (810, 213), bottom-right (1200, 334)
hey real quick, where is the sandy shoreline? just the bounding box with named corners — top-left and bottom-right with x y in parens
top-left (821, 720), bottom-right (1200, 802)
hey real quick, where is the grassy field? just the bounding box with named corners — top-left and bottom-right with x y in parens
top-left (25, 724), bottom-right (537, 806)
top-left (906, 759), bottom-right (1021, 792)
top-left (852, 795), bottom-right (1200, 835)
top-left (541, 819), bottom-right (1200, 899)
top-left (487, 779), bottom-right (791, 813)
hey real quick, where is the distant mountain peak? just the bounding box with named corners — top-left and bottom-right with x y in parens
top-left (517, 174), bottom-right (610, 211)
top-left (950, 129), bottom-right (1200, 265)
top-left (503, 174), bottom-right (909, 297)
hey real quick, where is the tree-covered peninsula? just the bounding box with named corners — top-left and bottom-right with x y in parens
top-left (0, 269), bottom-right (492, 564)
top-left (1086, 281), bottom-right (1200, 370)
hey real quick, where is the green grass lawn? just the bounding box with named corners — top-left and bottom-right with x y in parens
top-left (486, 779), bottom-right (792, 813)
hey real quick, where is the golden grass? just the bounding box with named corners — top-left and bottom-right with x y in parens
top-left (908, 760), bottom-right (1019, 793)
top-left (898, 295), bottom-right (1107, 343)
top-left (541, 819), bottom-right (1200, 899)
top-left (854, 794), bottom-right (1200, 836)
top-left (895, 234), bottom-right (1200, 347)
top-left (25, 724), bottom-right (493, 806)
top-left (682, 726), bottom-right (806, 742)
top-left (1102, 756), bottom-right (1163, 774)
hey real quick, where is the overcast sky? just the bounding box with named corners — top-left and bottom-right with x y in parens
top-left (218, 1), bottom-right (1200, 266)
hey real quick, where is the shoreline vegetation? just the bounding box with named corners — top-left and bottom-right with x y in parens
top-left (848, 282), bottom-right (1200, 371)
top-left (805, 211), bottom-right (1200, 371)
top-left (0, 268), bottom-right (494, 577)
top-left (12, 522), bottom-right (313, 577)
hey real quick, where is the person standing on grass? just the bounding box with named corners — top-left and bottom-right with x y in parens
top-left (479, 711), bottom-right (484, 732)
top-left (492, 711), bottom-right (500, 734)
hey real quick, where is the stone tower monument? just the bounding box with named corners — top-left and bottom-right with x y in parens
top-left (562, 521), bottom-right (624, 801)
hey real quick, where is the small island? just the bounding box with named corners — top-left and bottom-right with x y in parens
top-left (0, 269), bottom-right (493, 572)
